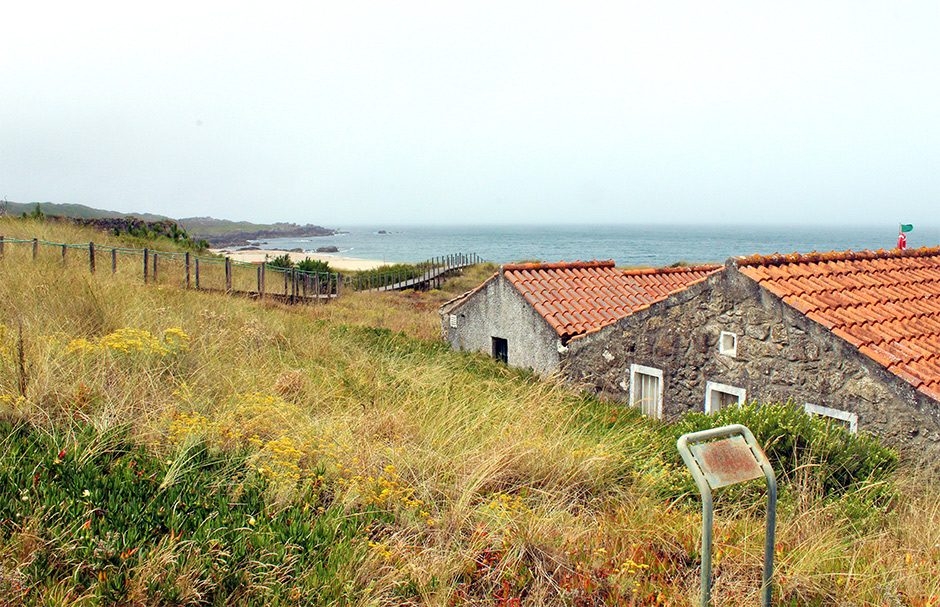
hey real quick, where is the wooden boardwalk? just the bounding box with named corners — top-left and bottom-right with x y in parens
top-left (358, 253), bottom-right (481, 292)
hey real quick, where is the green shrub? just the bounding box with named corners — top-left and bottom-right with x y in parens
top-left (266, 253), bottom-right (293, 269)
top-left (660, 401), bottom-right (899, 501)
top-left (296, 257), bottom-right (330, 274)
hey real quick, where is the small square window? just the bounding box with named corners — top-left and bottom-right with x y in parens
top-left (719, 331), bottom-right (737, 357)
top-left (630, 364), bottom-right (663, 419)
top-left (705, 381), bottom-right (745, 414)
top-left (804, 403), bottom-right (858, 434)
top-left (449, 314), bottom-right (458, 328)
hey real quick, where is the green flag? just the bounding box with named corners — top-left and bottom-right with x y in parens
top-left (900, 224), bottom-right (913, 233)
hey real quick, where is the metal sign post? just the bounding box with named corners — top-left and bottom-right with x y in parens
top-left (677, 424), bottom-right (777, 607)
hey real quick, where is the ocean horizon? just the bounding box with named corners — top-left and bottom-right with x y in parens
top-left (254, 224), bottom-right (940, 268)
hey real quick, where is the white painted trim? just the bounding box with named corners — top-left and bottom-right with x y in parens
top-left (719, 331), bottom-right (737, 357)
top-left (630, 364), bottom-right (664, 419)
top-left (804, 403), bottom-right (858, 434)
top-left (705, 381), bottom-right (746, 414)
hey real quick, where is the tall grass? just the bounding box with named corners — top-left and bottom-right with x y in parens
top-left (0, 219), bottom-right (937, 605)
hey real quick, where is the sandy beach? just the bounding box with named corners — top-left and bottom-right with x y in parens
top-left (210, 248), bottom-right (390, 272)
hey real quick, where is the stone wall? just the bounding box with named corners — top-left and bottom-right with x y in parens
top-left (442, 274), bottom-right (562, 375)
top-left (562, 265), bottom-right (940, 462)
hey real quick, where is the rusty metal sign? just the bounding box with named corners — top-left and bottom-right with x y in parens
top-left (677, 424), bottom-right (777, 607)
top-left (689, 434), bottom-right (765, 489)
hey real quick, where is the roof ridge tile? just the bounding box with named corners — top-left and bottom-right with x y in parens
top-left (736, 246), bottom-right (940, 268)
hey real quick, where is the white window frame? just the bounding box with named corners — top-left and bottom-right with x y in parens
top-left (449, 314), bottom-right (458, 328)
top-left (719, 331), bottom-right (737, 357)
top-left (804, 403), bottom-right (858, 434)
top-left (629, 364), bottom-right (664, 419)
top-left (705, 381), bottom-right (746, 414)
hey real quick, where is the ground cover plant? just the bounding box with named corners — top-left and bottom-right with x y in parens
top-left (0, 218), bottom-right (938, 605)
top-left (0, 418), bottom-right (383, 606)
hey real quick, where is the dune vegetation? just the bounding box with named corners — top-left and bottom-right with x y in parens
top-left (0, 217), bottom-right (937, 606)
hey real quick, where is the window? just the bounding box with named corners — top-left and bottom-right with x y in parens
top-left (449, 314), bottom-right (458, 328)
top-left (719, 331), bottom-right (737, 357)
top-left (492, 337), bottom-right (508, 364)
top-left (630, 364), bottom-right (663, 419)
top-left (705, 381), bottom-right (746, 414)
top-left (804, 403), bottom-right (858, 434)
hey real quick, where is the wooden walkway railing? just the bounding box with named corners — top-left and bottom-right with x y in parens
top-left (347, 253), bottom-right (481, 292)
top-left (0, 236), bottom-right (341, 304)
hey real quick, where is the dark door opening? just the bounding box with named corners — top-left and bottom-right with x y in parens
top-left (492, 337), bottom-right (508, 364)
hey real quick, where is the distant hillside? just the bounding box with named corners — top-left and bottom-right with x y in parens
top-left (0, 200), bottom-right (338, 248)
top-left (0, 200), bottom-right (172, 222)
top-left (178, 216), bottom-right (338, 247)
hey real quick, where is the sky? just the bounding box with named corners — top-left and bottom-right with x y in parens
top-left (1, 1), bottom-right (938, 228)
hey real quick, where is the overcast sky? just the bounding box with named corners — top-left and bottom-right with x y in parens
top-left (2, 1), bottom-right (937, 228)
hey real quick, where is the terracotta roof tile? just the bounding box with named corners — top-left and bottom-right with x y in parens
top-left (503, 260), bottom-right (721, 340)
top-left (891, 365), bottom-right (925, 388)
top-left (859, 345), bottom-right (895, 368)
top-left (737, 247), bottom-right (940, 397)
top-left (783, 296), bottom-right (819, 315)
top-left (831, 326), bottom-right (862, 347)
top-left (806, 310), bottom-right (838, 330)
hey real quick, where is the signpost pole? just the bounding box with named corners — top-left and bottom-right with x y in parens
top-left (677, 424), bottom-right (777, 607)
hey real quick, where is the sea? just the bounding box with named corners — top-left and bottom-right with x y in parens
top-left (253, 224), bottom-right (940, 268)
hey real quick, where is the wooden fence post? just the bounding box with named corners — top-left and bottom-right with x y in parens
top-left (89, 242), bottom-right (95, 273)
top-left (185, 253), bottom-right (191, 288)
top-left (143, 248), bottom-right (149, 283)
top-left (62, 243), bottom-right (67, 266)
top-left (0, 235), bottom-right (4, 257)
top-left (225, 258), bottom-right (232, 292)
top-left (111, 248), bottom-right (117, 274)
top-left (153, 252), bottom-right (158, 282)
top-left (260, 264), bottom-right (266, 298)
top-left (256, 266), bottom-right (261, 295)
top-left (32, 238), bottom-right (38, 261)
top-left (195, 258), bottom-right (200, 289)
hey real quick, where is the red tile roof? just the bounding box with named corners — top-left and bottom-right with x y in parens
top-left (503, 260), bottom-right (721, 340)
top-left (736, 247), bottom-right (940, 400)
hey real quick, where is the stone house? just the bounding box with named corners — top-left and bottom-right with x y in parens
top-left (561, 247), bottom-right (940, 461)
top-left (440, 260), bottom-right (720, 375)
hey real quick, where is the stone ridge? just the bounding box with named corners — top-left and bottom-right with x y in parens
top-left (737, 247), bottom-right (940, 402)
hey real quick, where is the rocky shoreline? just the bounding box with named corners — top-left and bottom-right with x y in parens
top-left (177, 217), bottom-right (339, 248)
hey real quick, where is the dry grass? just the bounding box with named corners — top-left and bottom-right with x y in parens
top-left (303, 263), bottom-right (498, 342)
top-left (0, 218), bottom-right (938, 606)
